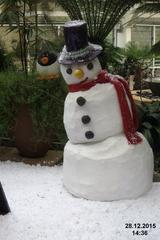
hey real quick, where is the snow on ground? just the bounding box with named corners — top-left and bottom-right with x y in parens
top-left (0, 161), bottom-right (160, 240)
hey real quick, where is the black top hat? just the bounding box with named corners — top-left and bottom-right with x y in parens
top-left (58, 20), bottom-right (102, 64)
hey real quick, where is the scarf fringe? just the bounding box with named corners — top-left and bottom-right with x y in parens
top-left (108, 76), bottom-right (142, 145)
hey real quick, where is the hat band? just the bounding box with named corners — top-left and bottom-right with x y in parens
top-left (58, 43), bottom-right (102, 64)
top-left (65, 45), bottom-right (93, 60)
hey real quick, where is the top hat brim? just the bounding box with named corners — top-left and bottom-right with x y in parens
top-left (58, 43), bottom-right (102, 65)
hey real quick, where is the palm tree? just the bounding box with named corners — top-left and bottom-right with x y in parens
top-left (56, 0), bottom-right (141, 45)
top-left (56, 0), bottom-right (142, 67)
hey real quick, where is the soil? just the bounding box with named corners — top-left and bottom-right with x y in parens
top-left (0, 147), bottom-right (63, 166)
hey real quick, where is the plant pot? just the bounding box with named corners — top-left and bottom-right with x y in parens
top-left (14, 104), bottom-right (49, 158)
top-left (144, 78), bottom-right (160, 96)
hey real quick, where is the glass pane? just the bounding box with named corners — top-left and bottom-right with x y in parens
top-left (131, 26), bottom-right (152, 48)
top-left (155, 26), bottom-right (160, 43)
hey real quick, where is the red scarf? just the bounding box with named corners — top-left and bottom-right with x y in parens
top-left (68, 70), bottom-right (142, 145)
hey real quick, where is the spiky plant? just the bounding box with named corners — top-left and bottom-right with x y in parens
top-left (56, 0), bottom-right (141, 45)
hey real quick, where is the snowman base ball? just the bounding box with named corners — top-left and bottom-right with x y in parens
top-left (63, 133), bottom-right (153, 201)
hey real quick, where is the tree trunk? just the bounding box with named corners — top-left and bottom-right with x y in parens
top-left (23, 0), bottom-right (28, 76)
top-left (35, 2), bottom-right (38, 61)
top-left (134, 66), bottom-right (142, 90)
top-left (17, 10), bottom-right (25, 71)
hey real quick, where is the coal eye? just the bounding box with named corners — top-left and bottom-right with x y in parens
top-left (87, 62), bottom-right (93, 70)
top-left (66, 68), bottom-right (72, 74)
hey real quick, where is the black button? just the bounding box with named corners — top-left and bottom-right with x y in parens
top-left (85, 131), bottom-right (94, 139)
top-left (82, 115), bottom-right (91, 124)
top-left (76, 96), bottom-right (86, 106)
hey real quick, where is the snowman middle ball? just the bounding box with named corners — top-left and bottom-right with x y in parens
top-left (62, 60), bottom-right (124, 144)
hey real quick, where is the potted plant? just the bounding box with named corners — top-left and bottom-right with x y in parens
top-left (14, 75), bottom-right (67, 157)
top-left (122, 42), bottom-right (152, 90)
top-left (0, 72), bottom-right (67, 157)
top-left (14, 103), bottom-right (50, 158)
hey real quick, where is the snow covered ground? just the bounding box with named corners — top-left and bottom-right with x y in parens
top-left (0, 161), bottom-right (160, 240)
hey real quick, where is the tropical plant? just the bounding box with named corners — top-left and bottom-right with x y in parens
top-left (56, 0), bottom-right (142, 67)
top-left (137, 102), bottom-right (160, 152)
top-left (111, 42), bottom-right (152, 89)
top-left (137, 101), bottom-right (160, 172)
top-left (98, 40), bottom-right (123, 69)
top-left (124, 42), bottom-right (151, 76)
top-left (56, 0), bottom-right (141, 45)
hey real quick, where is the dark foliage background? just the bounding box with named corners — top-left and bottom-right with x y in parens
top-left (0, 72), bottom-right (67, 150)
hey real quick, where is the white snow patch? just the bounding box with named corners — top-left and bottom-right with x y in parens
top-left (0, 161), bottom-right (160, 240)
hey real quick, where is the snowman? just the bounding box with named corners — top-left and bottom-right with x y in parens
top-left (58, 20), bottom-right (154, 201)
top-left (37, 51), bottom-right (60, 80)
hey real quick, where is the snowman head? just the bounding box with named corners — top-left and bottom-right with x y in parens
top-left (58, 20), bottom-right (103, 85)
top-left (60, 57), bottom-right (102, 85)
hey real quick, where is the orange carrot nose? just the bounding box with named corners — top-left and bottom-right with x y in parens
top-left (41, 56), bottom-right (49, 65)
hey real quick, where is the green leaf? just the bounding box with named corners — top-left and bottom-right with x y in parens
top-left (142, 122), bottom-right (153, 129)
top-left (143, 128), bottom-right (154, 147)
top-left (154, 126), bottom-right (160, 135)
top-left (57, 0), bottom-right (140, 44)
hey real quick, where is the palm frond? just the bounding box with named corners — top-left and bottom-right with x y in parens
top-left (56, 0), bottom-right (141, 44)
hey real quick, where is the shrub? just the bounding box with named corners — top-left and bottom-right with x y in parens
top-left (0, 72), bottom-right (67, 149)
top-left (137, 102), bottom-right (160, 172)
top-left (137, 102), bottom-right (160, 152)
top-left (102, 42), bottom-right (152, 91)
